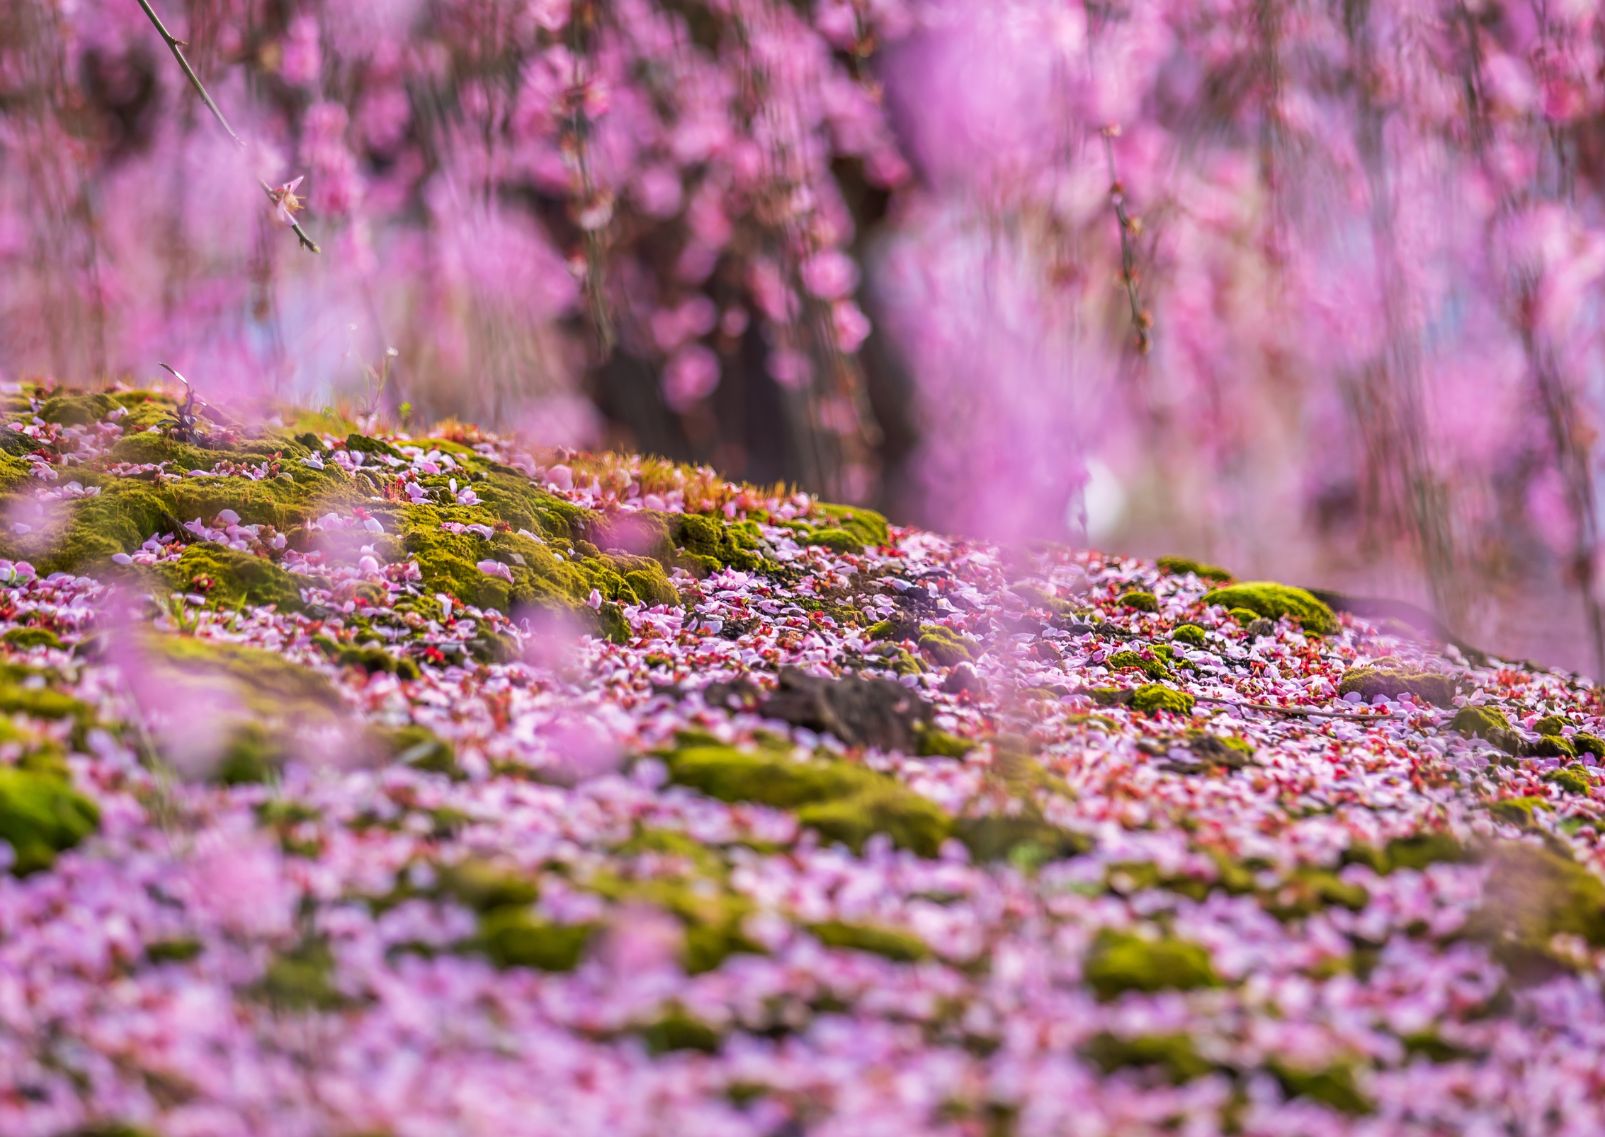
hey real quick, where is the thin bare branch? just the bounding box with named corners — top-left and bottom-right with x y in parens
top-left (134, 0), bottom-right (320, 254)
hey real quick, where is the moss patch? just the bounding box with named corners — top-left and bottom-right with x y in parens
top-left (160, 542), bottom-right (306, 612)
top-left (1082, 929), bottom-right (1220, 1001)
top-left (472, 909), bottom-right (595, 971)
top-left (1170, 623), bottom-right (1208, 648)
top-left (0, 766), bottom-right (100, 874)
top-left (917, 624), bottom-right (976, 666)
top-left (658, 736), bottom-right (953, 857)
top-left (1338, 664), bottom-right (1455, 707)
top-left (1155, 555), bottom-right (1232, 582)
top-left (1117, 590), bottom-right (1158, 613)
top-left (1201, 582), bottom-right (1336, 634)
top-left (1131, 684), bottom-right (1196, 715)
top-left (809, 920), bottom-right (930, 962)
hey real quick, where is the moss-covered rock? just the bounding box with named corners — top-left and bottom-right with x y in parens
top-left (1449, 705), bottom-right (1518, 751)
top-left (809, 920), bottom-right (930, 962)
top-left (313, 635), bottom-right (420, 680)
top-left (1131, 684), bottom-right (1195, 715)
top-left (917, 624), bottom-right (976, 666)
top-left (913, 725), bottom-right (975, 759)
top-left (472, 909), bottom-right (595, 972)
top-left (1107, 649), bottom-right (1172, 681)
top-left (1201, 582), bottom-right (1336, 634)
top-left (1082, 1032), bottom-right (1213, 1082)
top-left (635, 1007), bottom-right (724, 1054)
top-left (1269, 1060), bottom-right (1373, 1116)
top-left (0, 766), bottom-right (100, 874)
top-left (1117, 590), bottom-right (1158, 613)
top-left (249, 939), bottom-right (351, 1012)
top-left (1169, 623), bottom-right (1208, 648)
top-left (1, 626), bottom-right (62, 652)
top-left (657, 736), bottom-right (953, 857)
top-left (1155, 555), bottom-right (1232, 582)
top-left (1544, 765), bottom-right (1593, 796)
top-left (1338, 664), bottom-right (1455, 707)
top-left (1082, 929), bottom-right (1220, 1000)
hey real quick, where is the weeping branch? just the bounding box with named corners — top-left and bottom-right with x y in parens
top-left (134, 0), bottom-right (320, 254)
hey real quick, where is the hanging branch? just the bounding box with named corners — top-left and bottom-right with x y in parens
top-left (564, 0), bottom-right (616, 356)
top-left (134, 0), bottom-right (320, 254)
top-left (1102, 125), bottom-right (1151, 355)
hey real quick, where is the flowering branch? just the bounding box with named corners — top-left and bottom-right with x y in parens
top-left (134, 0), bottom-right (320, 254)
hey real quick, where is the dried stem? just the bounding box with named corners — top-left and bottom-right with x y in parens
top-left (1102, 126), bottom-right (1152, 355)
top-left (134, 0), bottom-right (320, 254)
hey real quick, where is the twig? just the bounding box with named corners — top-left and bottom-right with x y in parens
top-left (1194, 694), bottom-right (1398, 721)
top-left (1101, 125), bottom-right (1151, 355)
top-left (134, 0), bottom-right (320, 254)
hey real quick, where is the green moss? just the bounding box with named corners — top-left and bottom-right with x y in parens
top-left (0, 678), bottom-right (87, 722)
top-left (160, 542), bottom-right (305, 612)
top-left (1524, 734), bottom-right (1576, 758)
top-left (473, 909), bottom-right (595, 971)
top-left (914, 726), bottom-right (976, 759)
top-left (1107, 649), bottom-right (1172, 681)
top-left (917, 623), bottom-right (976, 666)
top-left (149, 635), bottom-right (342, 711)
top-left (653, 736), bottom-right (951, 861)
top-left (1170, 623), bottom-right (1208, 648)
top-left (56, 1123), bottom-right (163, 1137)
top-left (436, 857), bottom-right (540, 912)
top-left (345, 431), bottom-right (405, 460)
top-left (0, 766), bottom-right (100, 874)
top-left (38, 391), bottom-right (116, 426)
top-left (1449, 705), bottom-right (1515, 744)
top-left (809, 920), bottom-right (930, 962)
top-left (7, 481), bottom-right (178, 573)
top-left (1544, 766), bottom-right (1593, 796)
top-left (250, 940), bottom-right (351, 1012)
top-left (1488, 795), bottom-right (1550, 826)
top-left (383, 724), bottom-right (458, 777)
top-left (1261, 868), bottom-right (1369, 921)
top-left (1117, 590), bottom-right (1158, 613)
top-left (1337, 665), bottom-right (1455, 706)
top-left (636, 1007), bottom-right (724, 1054)
top-left (1534, 715), bottom-right (1569, 736)
top-left (953, 814), bottom-right (1090, 867)
top-left (1269, 1061), bottom-right (1373, 1116)
top-left (144, 937), bottom-right (204, 965)
top-left (1342, 831), bottom-right (1469, 875)
top-left (1573, 733), bottom-right (1605, 757)
top-left (1131, 684), bottom-right (1195, 715)
top-left (1201, 582), bottom-right (1336, 634)
top-left (1, 626), bottom-right (62, 651)
top-left (615, 827), bottom-right (727, 878)
top-left (796, 789), bottom-right (952, 858)
top-left (1155, 555), bottom-right (1232, 582)
top-left (1083, 1032), bottom-right (1212, 1082)
top-left (1082, 929), bottom-right (1220, 1001)
top-left (1227, 607), bottom-right (1260, 624)
top-left (662, 512), bottom-right (767, 574)
top-left (213, 722), bottom-right (283, 786)
top-left (809, 502), bottom-right (890, 548)
top-left (314, 635), bottom-right (421, 680)
top-left (585, 872), bottom-right (759, 973)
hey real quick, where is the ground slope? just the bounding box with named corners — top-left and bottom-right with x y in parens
top-left (0, 386), bottom-right (1603, 1137)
